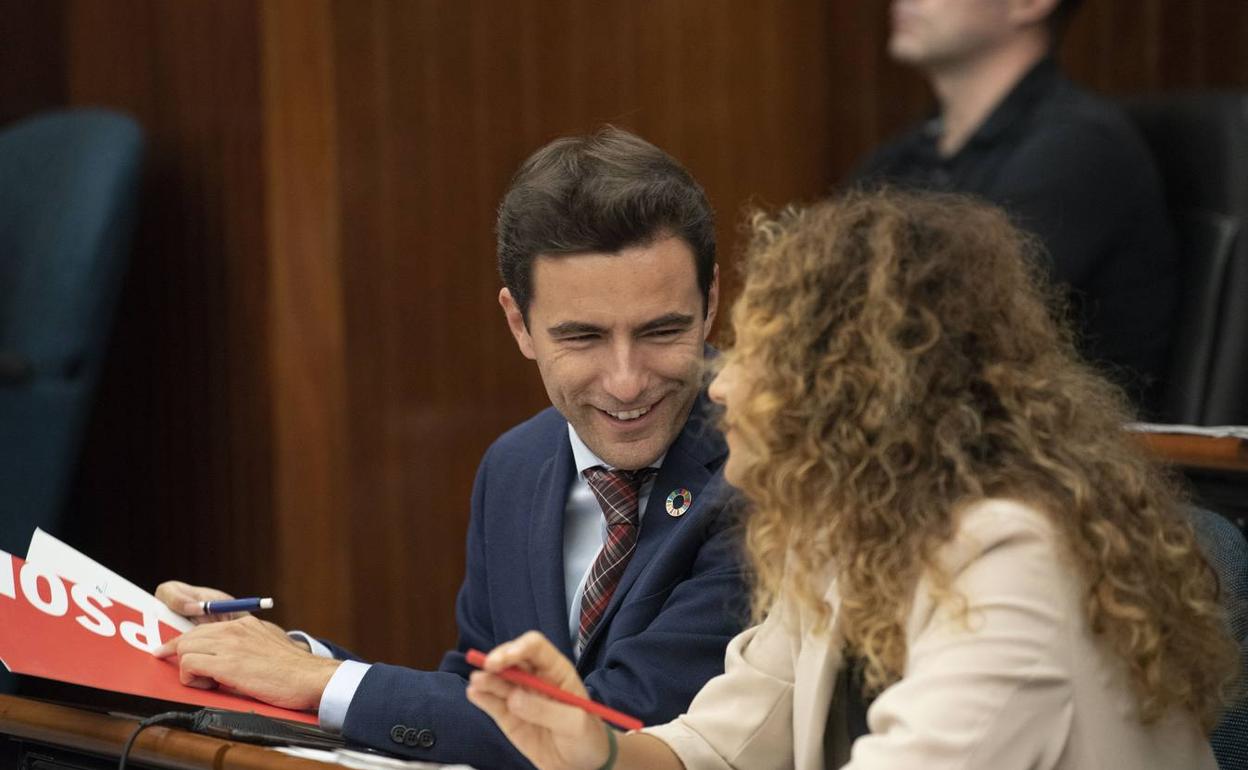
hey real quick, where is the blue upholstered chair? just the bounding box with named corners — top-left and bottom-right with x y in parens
top-left (0, 110), bottom-right (143, 692)
top-left (1187, 506), bottom-right (1248, 769)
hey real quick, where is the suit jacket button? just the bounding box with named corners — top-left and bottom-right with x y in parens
top-left (389, 725), bottom-right (407, 744)
top-left (403, 727), bottom-right (421, 747)
top-left (416, 728), bottom-right (435, 748)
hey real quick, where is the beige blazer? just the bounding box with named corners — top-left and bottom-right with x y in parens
top-left (645, 499), bottom-right (1216, 770)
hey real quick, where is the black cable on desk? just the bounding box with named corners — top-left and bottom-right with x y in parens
top-left (117, 710), bottom-right (196, 770)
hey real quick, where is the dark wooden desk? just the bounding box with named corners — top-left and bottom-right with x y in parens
top-left (1134, 432), bottom-right (1248, 474)
top-left (0, 695), bottom-right (332, 769)
top-left (1133, 431), bottom-right (1248, 537)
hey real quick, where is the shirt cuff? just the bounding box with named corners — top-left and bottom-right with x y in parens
top-left (316, 659), bottom-right (372, 733)
top-left (287, 630), bottom-right (334, 659)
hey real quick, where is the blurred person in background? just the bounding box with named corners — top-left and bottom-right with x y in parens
top-left (855, 0), bottom-right (1177, 415)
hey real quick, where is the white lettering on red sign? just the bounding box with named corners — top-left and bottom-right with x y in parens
top-left (3, 555), bottom-right (161, 651)
top-left (0, 552), bottom-right (14, 600)
top-left (119, 612), bottom-right (162, 653)
top-left (20, 562), bottom-right (68, 617)
top-left (70, 583), bottom-right (116, 637)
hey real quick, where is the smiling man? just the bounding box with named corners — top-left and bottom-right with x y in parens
top-left (500, 233), bottom-right (711, 474)
top-left (154, 127), bottom-right (746, 768)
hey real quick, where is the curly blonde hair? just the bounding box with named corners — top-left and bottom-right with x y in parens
top-left (724, 189), bottom-right (1239, 730)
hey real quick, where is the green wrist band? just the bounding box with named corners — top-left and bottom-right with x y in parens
top-left (595, 723), bottom-right (619, 770)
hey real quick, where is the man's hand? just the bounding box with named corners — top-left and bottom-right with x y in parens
top-left (153, 616), bottom-right (339, 711)
top-left (156, 580), bottom-right (250, 625)
top-left (155, 580), bottom-right (308, 651)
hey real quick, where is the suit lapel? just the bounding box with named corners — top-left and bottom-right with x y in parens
top-left (794, 579), bottom-right (845, 770)
top-left (528, 434), bottom-right (577, 659)
top-left (578, 394), bottom-right (727, 661)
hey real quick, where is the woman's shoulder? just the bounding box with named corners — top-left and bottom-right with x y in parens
top-left (915, 498), bottom-right (1079, 621)
top-left (937, 498), bottom-right (1062, 569)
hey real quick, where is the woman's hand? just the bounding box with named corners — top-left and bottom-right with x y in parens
top-left (466, 631), bottom-right (612, 770)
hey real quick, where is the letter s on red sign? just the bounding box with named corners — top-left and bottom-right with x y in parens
top-left (71, 583), bottom-right (116, 637)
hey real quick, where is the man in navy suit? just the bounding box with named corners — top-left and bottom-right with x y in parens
top-left (154, 127), bottom-right (746, 767)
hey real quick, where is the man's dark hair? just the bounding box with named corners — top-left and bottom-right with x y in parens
top-left (496, 126), bottom-right (716, 324)
top-left (1046, 0), bottom-right (1084, 45)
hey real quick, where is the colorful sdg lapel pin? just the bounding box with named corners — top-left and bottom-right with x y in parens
top-left (666, 488), bottom-right (692, 517)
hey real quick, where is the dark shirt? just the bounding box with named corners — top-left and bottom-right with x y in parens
top-left (854, 58), bottom-right (1177, 414)
top-left (826, 655), bottom-right (872, 769)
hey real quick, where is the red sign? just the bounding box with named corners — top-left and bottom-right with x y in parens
top-left (0, 550), bottom-right (317, 724)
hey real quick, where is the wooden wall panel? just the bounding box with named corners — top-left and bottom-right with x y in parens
top-left (261, 0), bottom-right (355, 647)
top-left (826, 2), bottom-right (929, 179)
top-left (58, 0), bottom-right (275, 608)
top-left (1065, 0), bottom-right (1248, 92)
top-left (0, 1), bottom-right (67, 125)
top-left (327, 0), bottom-right (839, 666)
top-left (1, 0), bottom-right (1244, 678)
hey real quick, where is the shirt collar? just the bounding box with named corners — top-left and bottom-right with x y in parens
top-left (917, 55), bottom-right (1062, 162)
top-left (567, 424), bottom-right (665, 475)
top-left (963, 55), bottom-right (1062, 148)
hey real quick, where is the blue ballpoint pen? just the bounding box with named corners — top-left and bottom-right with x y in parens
top-left (199, 597), bottom-right (274, 615)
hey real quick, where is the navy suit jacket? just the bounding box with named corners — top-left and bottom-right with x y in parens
top-left (320, 395), bottom-right (747, 767)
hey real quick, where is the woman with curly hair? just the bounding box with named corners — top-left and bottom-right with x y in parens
top-left (466, 189), bottom-right (1239, 769)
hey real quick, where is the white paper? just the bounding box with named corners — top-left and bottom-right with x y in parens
top-left (24, 528), bottom-right (192, 633)
top-left (274, 746), bottom-right (476, 769)
top-left (1126, 423), bottom-right (1248, 440)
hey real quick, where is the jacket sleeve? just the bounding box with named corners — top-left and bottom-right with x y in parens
top-left (642, 597), bottom-right (798, 770)
top-left (311, 638), bottom-right (364, 662)
top-left (844, 509), bottom-right (1075, 769)
top-left (581, 500), bottom-right (750, 726)
top-left (334, 450), bottom-right (536, 768)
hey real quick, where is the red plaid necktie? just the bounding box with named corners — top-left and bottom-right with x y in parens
top-left (577, 466), bottom-right (657, 652)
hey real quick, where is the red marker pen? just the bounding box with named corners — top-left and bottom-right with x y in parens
top-left (466, 648), bottom-right (643, 731)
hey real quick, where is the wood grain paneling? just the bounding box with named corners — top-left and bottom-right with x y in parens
top-left (60, 1), bottom-right (275, 608)
top-left (261, 0), bottom-right (354, 645)
top-left (0, 1), bottom-right (67, 125)
top-left (1, 0), bottom-right (1243, 677)
top-left (326, 0), bottom-right (839, 664)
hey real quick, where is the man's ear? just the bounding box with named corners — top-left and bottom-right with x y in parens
top-left (499, 288), bottom-right (537, 360)
top-left (703, 264), bottom-right (720, 340)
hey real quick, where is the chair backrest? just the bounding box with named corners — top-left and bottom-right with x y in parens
top-left (0, 109), bottom-right (143, 556)
top-left (1187, 506), bottom-right (1248, 770)
top-left (1121, 93), bottom-right (1248, 426)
